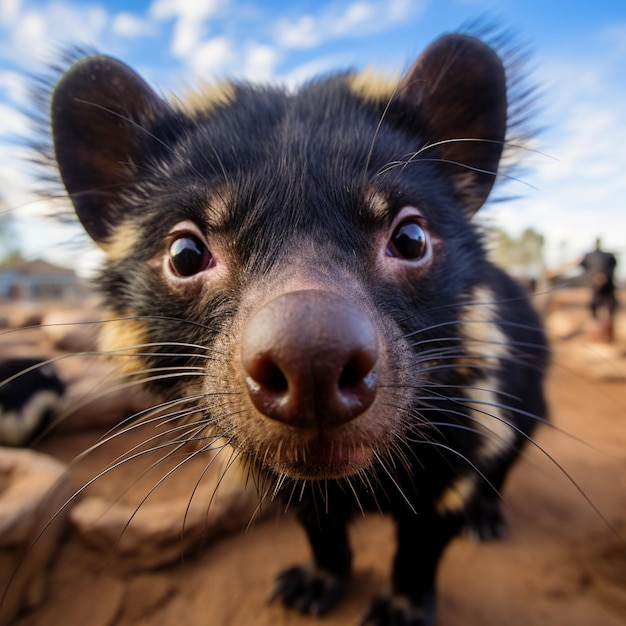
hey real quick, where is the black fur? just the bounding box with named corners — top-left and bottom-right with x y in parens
top-left (47, 32), bottom-right (548, 626)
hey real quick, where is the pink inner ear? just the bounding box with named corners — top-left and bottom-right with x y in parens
top-left (399, 34), bottom-right (508, 215)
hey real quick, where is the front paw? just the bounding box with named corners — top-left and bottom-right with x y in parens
top-left (360, 594), bottom-right (434, 626)
top-left (269, 562), bottom-right (348, 616)
top-left (464, 497), bottom-right (508, 541)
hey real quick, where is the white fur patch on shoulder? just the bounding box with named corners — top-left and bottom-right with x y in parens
top-left (0, 390), bottom-right (60, 446)
top-left (465, 377), bottom-right (515, 462)
top-left (461, 286), bottom-right (510, 365)
top-left (459, 286), bottom-right (515, 462)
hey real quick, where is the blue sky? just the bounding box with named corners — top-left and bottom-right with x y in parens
top-left (1, 0), bottom-right (625, 275)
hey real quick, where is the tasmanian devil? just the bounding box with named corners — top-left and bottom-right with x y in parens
top-left (47, 31), bottom-right (548, 626)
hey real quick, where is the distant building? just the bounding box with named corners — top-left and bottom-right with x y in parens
top-left (0, 258), bottom-right (82, 301)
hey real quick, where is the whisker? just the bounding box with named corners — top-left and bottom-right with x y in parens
top-left (0, 312), bottom-right (223, 339)
top-left (421, 388), bottom-right (623, 540)
top-left (184, 436), bottom-right (238, 534)
top-left (0, 425), bottom-right (216, 611)
top-left (73, 401), bottom-right (212, 466)
top-left (371, 449), bottom-right (416, 514)
top-left (0, 344), bottom-right (223, 393)
top-left (114, 429), bottom-right (224, 550)
top-left (361, 77), bottom-right (403, 186)
top-left (48, 368), bottom-right (206, 431)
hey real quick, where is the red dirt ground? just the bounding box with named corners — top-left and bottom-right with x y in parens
top-left (7, 294), bottom-right (626, 626)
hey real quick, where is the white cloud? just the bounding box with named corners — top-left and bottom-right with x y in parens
top-left (0, 0), bottom-right (114, 268)
top-left (14, 9), bottom-right (46, 53)
top-left (0, 1), bottom-right (109, 68)
top-left (112, 12), bottom-right (155, 38)
top-left (600, 21), bottom-right (626, 60)
top-left (150, 0), bottom-right (221, 21)
top-left (280, 53), bottom-right (353, 89)
top-left (160, 0), bottom-right (423, 81)
top-left (385, 0), bottom-right (414, 20)
top-left (0, 0), bottom-right (22, 25)
top-left (172, 19), bottom-right (204, 58)
top-left (276, 14), bottom-right (320, 49)
top-left (485, 43), bottom-right (626, 274)
top-left (188, 36), bottom-right (233, 75)
top-left (149, 0), bottom-right (224, 59)
top-left (47, 2), bottom-right (108, 45)
top-left (243, 43), bottom-right (280, 82)
top-left (275, 0), bottom-right (422, 50)
top-left (0, 70), bottom-right (28, 104)
top-left (0, 102), bottom-right (29, 136)
top-left (332, 1), bottom-right (376, 36)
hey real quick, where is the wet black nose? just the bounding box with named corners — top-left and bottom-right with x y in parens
top-left (241, 290), bottom-right (379, 429)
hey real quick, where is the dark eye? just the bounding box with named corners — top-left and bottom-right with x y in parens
top-left (169, 234), bottom-right (212, 277)
top-left (386, 221), bottom-right (428, 259)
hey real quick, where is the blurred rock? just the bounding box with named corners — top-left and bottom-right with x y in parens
top-left (544, 310), bottom-right (584, 340)
top-left (40, 305), bottom-right (102, 353)
top-left (18, 567), bottom-right (126, 626)
top-left (70, 463), bottom-right (267, 572)
top-left (122, 574), bottom-right (175, 623)
top-left (0, 302), bottom-right (45, 329)
top-left (53, 356), bottom-right (157, 433)
top-left (0, 447), bottom-right (74, 624)
top-left (584, 317), bottom-right (614, 344)
top-left (555, 342), bottom-right (626, 381)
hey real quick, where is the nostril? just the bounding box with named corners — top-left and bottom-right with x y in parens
top-left (244, 352), bottom-right (293, 422)
top-left (335, 349), bottom-right (378, 422)
top-left (339, 365), bottom-right (360, 389)
top-left (339, 352), bottom-right (376, 389)
top-left (248, 354), bottom-right (289, 393)
top-left (265, 365), bottom-right (288, 393)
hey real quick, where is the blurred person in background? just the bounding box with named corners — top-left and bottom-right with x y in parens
top-left (581, 238), bottom-right (618, 341)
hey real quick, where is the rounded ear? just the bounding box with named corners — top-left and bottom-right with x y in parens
top-left (399, 34), bottom-right (508, 214)
top-left (51, 56), bottom-right (167, 244)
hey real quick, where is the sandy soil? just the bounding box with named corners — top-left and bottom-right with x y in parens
top-left (6, 294), bottom-right (626, 626)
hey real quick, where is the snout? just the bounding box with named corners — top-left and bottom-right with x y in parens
top-left (241, 289), bottom-right (379, 430)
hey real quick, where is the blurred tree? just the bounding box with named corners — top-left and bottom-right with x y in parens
top-left (488, 226), bottom-right (545, 286)
top-left (0, 198), bottom-right (21, 264)
top-left (490, 228), bottom-right (515, 268)
top-left (518, 228), bottom-right (545, 268)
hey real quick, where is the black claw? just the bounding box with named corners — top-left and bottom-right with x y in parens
top-left (359, 597), bottom-right (386, 626)
top-left (359, 595), bottom-right (434, 626)
top-left (464, 498), bottom-right (509, 541)
top-left (268, 563), bottom-right (348, 616)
